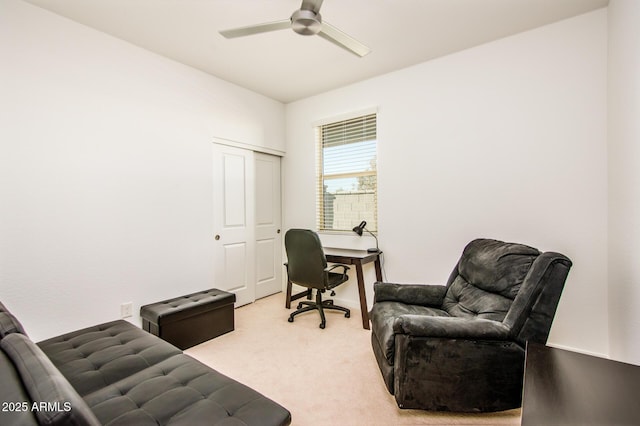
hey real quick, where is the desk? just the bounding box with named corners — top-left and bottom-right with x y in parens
top-left (285, 249), bottom-right (382, 330)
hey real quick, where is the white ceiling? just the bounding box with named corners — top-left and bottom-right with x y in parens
top-left (23, 0), bottom-right (608, 103)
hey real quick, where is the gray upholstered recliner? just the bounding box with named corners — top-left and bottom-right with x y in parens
top-left (369, 238), bottom-right (572, 412)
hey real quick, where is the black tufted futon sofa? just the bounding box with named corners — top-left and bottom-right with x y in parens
top-left (0, 301), bottom-right (291, 426)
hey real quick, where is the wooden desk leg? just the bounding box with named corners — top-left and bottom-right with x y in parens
top-left (286, 282), bottom-right (313, 309)
top-left (355, 262), bottom-right (370, 330)
top-left (374, 257), bottom-right (383, 282)
top-left (285, 279), bottom-right (292, 309)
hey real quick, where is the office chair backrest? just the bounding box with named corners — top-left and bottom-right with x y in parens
top-left (285, 229), bottom-right (328, 290)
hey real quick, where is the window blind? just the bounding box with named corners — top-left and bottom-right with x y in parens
top-left (316, 113), bottom-right (377, 232)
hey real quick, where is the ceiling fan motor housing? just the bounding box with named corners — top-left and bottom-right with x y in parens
top-left (291, 9), bottom-right (322, 35)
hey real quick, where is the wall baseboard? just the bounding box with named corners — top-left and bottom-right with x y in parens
top-left (546, 341), bottom-right (608, 359)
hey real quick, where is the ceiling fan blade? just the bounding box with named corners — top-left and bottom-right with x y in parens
top-left (318, 22), bottom-right (371, 57)
top-left (220, 20), bottom-right (291, 38)
top-left (301, 0), bottom-right (323, 14)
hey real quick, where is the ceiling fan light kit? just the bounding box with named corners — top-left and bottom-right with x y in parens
top-left (219, 0), bottom-right (371, 57)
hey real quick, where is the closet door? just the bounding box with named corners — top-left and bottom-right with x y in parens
top-left (212, 144), bottom-right (255, 307)
top-left (212, 145), bottom-right (283, 306)
top-left (254, 152), bottom-right (282, 299)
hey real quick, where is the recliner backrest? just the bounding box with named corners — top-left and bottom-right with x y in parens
top-left (442, 239), bottom-right (540, 321)
top-left (285, 229), bottom-right (328, 290)
top-left (442, 238), bottom-right (571, 346)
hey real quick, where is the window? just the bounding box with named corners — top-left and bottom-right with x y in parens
top-left (316, 112), bottom-right (377, 232)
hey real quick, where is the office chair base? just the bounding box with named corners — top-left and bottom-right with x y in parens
top-left (288, 291), bottom-right (350, 329)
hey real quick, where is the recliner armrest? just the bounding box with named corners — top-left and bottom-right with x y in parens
top-left (393, 315), bottom-right (511, 340)
top-left (373, 282), bottom-right (447, 307)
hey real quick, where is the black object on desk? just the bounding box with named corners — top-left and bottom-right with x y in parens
top-left (522, 341), bottom-right (640, 425)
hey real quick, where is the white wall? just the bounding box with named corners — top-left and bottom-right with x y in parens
top-left (0, 0), bottom-right (618, 358)
top-left (0, 0), bottom-right (284, 341)
top-left (608, 0), bottom-right (640, 364)
top-left (285, 10), bottom-right (608, 355)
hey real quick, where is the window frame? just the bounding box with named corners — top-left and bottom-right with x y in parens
top-left (315, 109), bottom-right (378, 234)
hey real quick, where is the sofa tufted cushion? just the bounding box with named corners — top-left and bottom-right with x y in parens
top-left (38, 320), bottom-right (181, 396)
top-left (1, 333), bottom-right (100, 426)
top-left (0, 301), bottom-right (28, 338)
top-left (84, 353), bottom-right (292, 426)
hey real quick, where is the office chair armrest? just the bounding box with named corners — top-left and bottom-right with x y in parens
top-left (393, 315), bottom-right (511, 340)
top-left (373, 282), bottom-right (447, 307)
top-left (325, 264), bottom-right (349, 277)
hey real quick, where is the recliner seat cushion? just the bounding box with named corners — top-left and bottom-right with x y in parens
top-left (370, 302), bottom-right (449, 364)
top-left (38, 320), bottom-right (181, 396)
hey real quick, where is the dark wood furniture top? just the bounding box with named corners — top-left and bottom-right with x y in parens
top-left (521, 341), bottom-right (640, 426)
top-left (323, 248), bottom-right (381, 265)
top-left (285, 249), bottom-right (382, 330)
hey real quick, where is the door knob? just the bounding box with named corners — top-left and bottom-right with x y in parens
top-left (215, 235), bottom-right (220, 240)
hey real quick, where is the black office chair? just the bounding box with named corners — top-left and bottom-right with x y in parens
top-left (284, 229), bottom-right (351, 329)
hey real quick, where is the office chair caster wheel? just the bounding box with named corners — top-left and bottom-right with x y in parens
top-left (319, 322), bottom-right (326, 329)
top-left (345, 312), bottom-right (350, 318)
top-left (288, 316), bottom-right (294, 323)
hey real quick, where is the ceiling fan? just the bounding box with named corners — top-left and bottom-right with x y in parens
top-left (219, 0), bottom-right (371, 57)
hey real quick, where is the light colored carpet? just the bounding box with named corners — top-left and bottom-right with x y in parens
top-left (186, 293), bottom-right (521, 426)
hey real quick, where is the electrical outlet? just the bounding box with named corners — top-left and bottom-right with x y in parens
top-left (120, 302), bottom-right (133, 318)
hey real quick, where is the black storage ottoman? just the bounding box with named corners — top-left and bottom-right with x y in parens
top-left (140, 288), bottom-right (235, 349)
